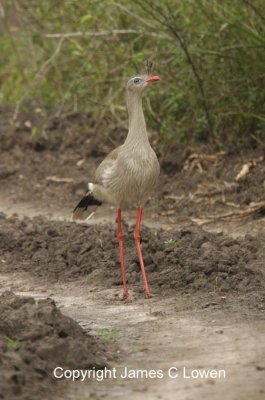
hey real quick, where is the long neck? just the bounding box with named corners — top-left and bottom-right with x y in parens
top-left (124, 92), bottom-right (150, 148)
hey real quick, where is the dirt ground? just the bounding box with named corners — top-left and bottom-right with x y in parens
top-left (0, 108), bottom-right (265, 399)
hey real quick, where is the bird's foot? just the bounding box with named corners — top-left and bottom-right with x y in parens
top-left (121, 291), bottom-right (129, 301)
top-left (144, 290), bottom-right (153, 299)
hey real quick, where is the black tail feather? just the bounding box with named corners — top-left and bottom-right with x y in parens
top-left (74, 192), bottom-right (102, 211)
top-left (72, 192), bottom-right (102, 220)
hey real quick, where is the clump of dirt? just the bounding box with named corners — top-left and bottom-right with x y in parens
top-left (0, 213), bottom-right (264, 298)
top-left (0, 291), bottom-right (109, 400)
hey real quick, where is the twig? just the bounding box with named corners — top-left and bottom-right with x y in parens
top-left (192, 201), bottom-right (265, 224)
top-left (13, 37), bottom-right (65, 120)
top-left (1, 3), bottom-right (30, 88)
top-left (241, 0), bottom-right (265, 22)
top-left (111, 1), bottom-right (155, 29)
top-left (250, 134), bottom-right (265, 148)
top-left (163, 4), bottom-right (214, 138)
top-left (44, 29), bottom-right (167, 39)
top-left (134, 0), bottom-right (214, 138)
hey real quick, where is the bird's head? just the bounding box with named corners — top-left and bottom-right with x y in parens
top-left (126, 74), bottom-right (160, 96)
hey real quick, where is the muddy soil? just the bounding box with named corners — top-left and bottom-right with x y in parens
top-left (0, 291), bottom-right (111, 400)
top-left (0, 213), bottom-right (265, 305)
top-left (1, 108), bottom-right (265, 399)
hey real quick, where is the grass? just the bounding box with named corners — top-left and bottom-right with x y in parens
top-left (5, 336), bottom-right (18, 352)
top-left (0, 0), bottom-right (264, 148)
top-left (92, 328), bottom-right (119, 341)
top-left (70, 397), bottom-right (95, 400)
top-left (164, 238), bottom-right (182, 247)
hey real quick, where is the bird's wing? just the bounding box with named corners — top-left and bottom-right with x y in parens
top-left (92, 145), bottom-right (123, 185)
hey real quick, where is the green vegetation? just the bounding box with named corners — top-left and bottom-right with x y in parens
top-left (164, 238), bottom-right (182, 247)
top-left (70, 397), bottom-right (92, 400)
top-left (5, 336), bottom-right (18, 351)
top-left (1, 0), bottom-right (265, 147)
top-left (93, 328), bottom-right (119, 341)
top-left (70, 397), bottom-right (93, 400)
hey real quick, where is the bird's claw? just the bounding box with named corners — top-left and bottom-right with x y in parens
top-left (144, 290), bottom-right (153, 299)
top-left (121, 291), bottom-right (129, 301)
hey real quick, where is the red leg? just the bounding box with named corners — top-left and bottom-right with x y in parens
top-left (117, 208), bottom-right (128, 299)
top-left (134, 207), bottom-right (151, 297)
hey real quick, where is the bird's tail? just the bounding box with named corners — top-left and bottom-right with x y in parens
top-left (72, 191), bottom-right (102, 221)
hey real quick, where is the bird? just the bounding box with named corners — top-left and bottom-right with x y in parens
top-left (72, 73), bottom-right (160, 299)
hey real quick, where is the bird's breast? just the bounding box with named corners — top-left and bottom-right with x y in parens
top-left (102, 148), bottom-right (160, 206)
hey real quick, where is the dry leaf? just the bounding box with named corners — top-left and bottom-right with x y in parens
top-left (235, 155), bottom-right (264, 182)
top-left (76, 159), bottom-right (85, 167)
top-left (235, 164), bottom-right (250, 181)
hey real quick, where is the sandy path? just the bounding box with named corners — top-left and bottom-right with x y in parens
top-left (1, 194), bottom-right (265, 238)
top-left (0, 270), bottom-right (264, 400)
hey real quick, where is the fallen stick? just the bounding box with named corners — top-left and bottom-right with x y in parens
top-left (191, 201), bottom-right (265, 225)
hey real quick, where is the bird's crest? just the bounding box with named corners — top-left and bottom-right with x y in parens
top-left (146, 59), bottom-right (154, 75)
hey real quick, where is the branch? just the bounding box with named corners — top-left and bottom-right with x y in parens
top-left (111, 1), bottom-right (155, 29)
top-left (44, 29), bottom-right (167, 39)
top-left (13, 37), bottom-right (65, 120)
top-left (241, 0), bottom-right (265, 22)
top-left (135, 0), bottom-right (214, 138)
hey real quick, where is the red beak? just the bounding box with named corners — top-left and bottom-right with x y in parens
top-left (146, 75), bottom-right (160, 84)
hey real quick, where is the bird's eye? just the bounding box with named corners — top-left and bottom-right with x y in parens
top-left (133, 78), bottom-right (141, 84)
